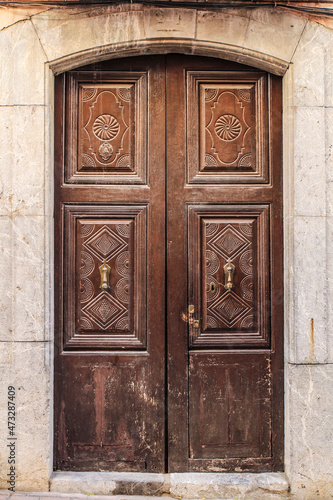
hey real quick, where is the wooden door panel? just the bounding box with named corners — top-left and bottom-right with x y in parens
top-left (189, 353), bottom-right (271, 461)
top-left (57, 357), bottom-right (152, 471)
top-left (55, 56), bottom-right (166, 472)
top-left (55, 55), bottom-right (283, 473)
top-left (65, 71), bottom-right (147, 184)
top-left (167, 55), bottom-right (283, 472)
top-left (187, 71), bottom-right (268, 184)
top-left (63, 204), bottom-right (147, 350)
top-left (188, 204), bottom-right (270, 348)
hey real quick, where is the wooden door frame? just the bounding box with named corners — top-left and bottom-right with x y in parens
top-left (52, 51), bottom-right (282, 470)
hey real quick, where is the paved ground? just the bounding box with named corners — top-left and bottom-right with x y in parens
top-left (0, 493), bottom-right (203, 500)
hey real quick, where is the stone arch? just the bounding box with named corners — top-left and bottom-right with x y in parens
top-left (32, 5), bottom-right (306, 77)
top-left (49, 38), bottom-right (289, 76)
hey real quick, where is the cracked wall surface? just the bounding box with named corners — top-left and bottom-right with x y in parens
top-left (0, 4), bottom-right (332, 499)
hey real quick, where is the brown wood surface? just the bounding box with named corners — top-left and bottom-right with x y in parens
top-left (54, 54), bottom-right (283, 472)
top-left (54, 56), bottom-right (167, 472)
top-left (166, 55), bottom-right (283, 472)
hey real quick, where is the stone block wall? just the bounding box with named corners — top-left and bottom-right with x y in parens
top-left (0, 4), bottom-right (332, 498)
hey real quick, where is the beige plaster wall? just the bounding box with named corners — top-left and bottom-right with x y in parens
top-left (0, 4), bottom-right (332, 498)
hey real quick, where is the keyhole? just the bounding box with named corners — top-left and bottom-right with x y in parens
top-left (210, 282), bottom-right (216, 294)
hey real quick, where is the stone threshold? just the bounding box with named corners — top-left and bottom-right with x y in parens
top-left (50, 471), bottom-right (290, 499)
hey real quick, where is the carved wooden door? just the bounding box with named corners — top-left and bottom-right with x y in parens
top-left (54, 55), bottom-right (283, 472)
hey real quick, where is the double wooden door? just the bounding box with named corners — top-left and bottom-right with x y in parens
top-left (54, 54), bottom-right (283, 472)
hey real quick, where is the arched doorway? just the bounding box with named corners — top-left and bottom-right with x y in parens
top-left (54, 54), bottom-right (283, 473)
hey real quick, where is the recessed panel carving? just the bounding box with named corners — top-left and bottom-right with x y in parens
top-left (79, 221), bottom-right (131, 333)
top-left (63, 205), bottom-right (147, 350)
top-left (65, 72), bottom-right (147, 184)
top-left (188, 205), bottom-right (270, 348)
top-left (205, 89), bottom-right (250, 167)
top-left (79, 86), bottom-right (131, 171)
top-left (187, 72), bottom-right (268, 184)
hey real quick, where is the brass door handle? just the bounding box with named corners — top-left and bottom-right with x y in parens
top-left (99, 260), bottom-right (111, 291)
top-left (223, 259), bottom-right (235, 292)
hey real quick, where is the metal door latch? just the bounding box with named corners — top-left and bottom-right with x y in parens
top-left (188, 305), bottom-right (200, 328)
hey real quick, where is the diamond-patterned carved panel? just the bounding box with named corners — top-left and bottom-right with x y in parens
top-left (63, 205), bottom-right (147, 350)
top-left (209, 292), bottom-right (251, 328)
top-left (82, 293), bottom-right (126, 330)
top-left (204, 219), bottom-right (254, 333)
top-left (187, 72), bottom-right (268, 184)
top-left (84, 225), bottom-right (127, 261)
top-left (209, 225), bottom-right (250, 260)
top-left (188, 205), bottom-right (270, 348)
top-left (64, 72), bottom-right (147, 184)
top-left (78, 220), bottom-right (131, 335)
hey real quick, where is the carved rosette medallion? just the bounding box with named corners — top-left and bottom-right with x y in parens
top-left (93, 114), bottom-right (120, 141)
top-left (214, 114), bottom-right (242, 141)
top-left (78, 220), bottom-right (132, 334)
top-left (204, 218), bottom-right (255, 332)
top-left (79, 84), bottom-right (133, 171)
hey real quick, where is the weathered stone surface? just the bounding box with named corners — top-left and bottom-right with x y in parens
top-left (50, 472), bottom-right (290, 499)
top-left (144, 7), bottom-right (196, 39)
top-left (0, 6), bottom-right (50, 30)
top-left (0, 20), bottom-right (47, 105)
top-left (12, 216), bottom-right (46, 341)
top-left (0, 342), bottom-right (51, 491)
top-left (326, 43), bottom-right (333, 108)
top-left (0, 217), bottom-right (12, 342)
top-left (31, 6), bottom-right (145, 62)
top-left (244, 17), bottom-right (301, 62)
top-left (293, 216), bottom-right (328, 363)
top-left (4, 494), bottom-right (185, 500)
top-left (0, 341), bottom-right (12, 365)
top-left (196, 10), bottom-right (249, 47)
top-left (169, 472), bottom-right (289, 499)
top-left (287, 364), bottom-right (333, 499)
top-left (0, 106), bottom-right (45, 217)
top-left (0, 5), bottom-right (332, 499)
top-left (326, 107), bottom-right (333, 216)
top-left (282, 64), bottom-right (297, 365)
top-left (50, 472), bottom-right (165, 496)
top-left (30, 4), bottom-right (302, 72)
top-left (294, 107), bottom-right (326, 217)
top-left (325, 216), bottom-right (333, 362)
top-left (249, 7), bottom-right (306, 34)
top-left (0, 215), bottom-right (48, 342)
top-left (292, 39), bottom-right (325, 107)
top-left (0, 490), bottom-right (11, 500)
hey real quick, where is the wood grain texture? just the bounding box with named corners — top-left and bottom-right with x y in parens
top-left (189, 353), bottom-right (272, 461)
top-left (63, 204), bottom-right (147, 350)
top-left (54, 56), bottom-right (166, 472)
top-left (166, 55), bottom-right (283, 472)
top-left (188, 204), bottom-right (270, 348)
top-left (187, 71), bottom-right (268, 184)
top-left (54, 54), bottom-right (283, 473)
top-left (65, 71), bottom-right (147, 184)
